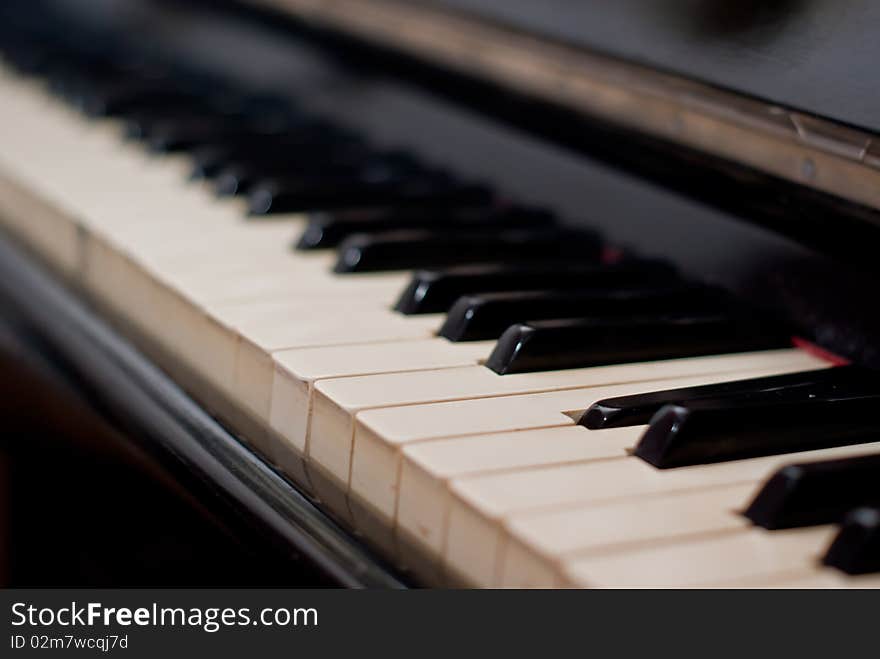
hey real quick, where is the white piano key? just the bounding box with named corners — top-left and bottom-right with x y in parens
top-left (0, 169), bottom-right (83, 279)
top-left (267, 338), bottom-right (492, 481)
top-left (356, 368), bottom-right (801, 558)
top-left (0, 75), bottom-right (91, 276)
top-left (396, 425), bottom-right (637, 583)
top-left (307, 349), bottom-right (826, 525)
top-left (229, 308), bottom-right (443, 429)
top-left (500, 482), bottom-right (756, 588)
top-left (181, 269), bottom-right (410, 307)
top-left (444, 442), bottom-right (880, 587)
top-left (560, 526), bottom-right (837, 588)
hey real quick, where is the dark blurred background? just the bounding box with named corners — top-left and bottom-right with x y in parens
top-left (0, 335), bottom-right (332, 587)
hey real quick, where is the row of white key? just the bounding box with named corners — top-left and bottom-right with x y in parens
top-left (0, 62), bottom-right (870, 587)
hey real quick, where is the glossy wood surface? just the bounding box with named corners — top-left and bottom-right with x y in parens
top-left (433, 0), bottom-right (880, 133)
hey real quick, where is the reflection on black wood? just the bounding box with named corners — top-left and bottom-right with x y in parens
top-left (683, 0), bottom-right (815, 40)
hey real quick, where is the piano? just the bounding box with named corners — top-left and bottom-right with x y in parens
top-left (2, 0), bottom-right (880, 587)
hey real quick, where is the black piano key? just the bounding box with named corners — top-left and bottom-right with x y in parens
top-left (633, 393), bottom-right (880, 469)
top-left (216, 151), bottom-right (424, 197)
top-left (51, 55), bottom-right (179, 107)
top-left (486, 313), bottom-right (792, 374)
top-left (124, 107), bottom-right (224, 140)
top-left (147, 118), bottom-right (295, 152)
top-left (237, 92), bottom-right (300, 117)
top-left (333, 228), bottom-right (601, 274)
top-left (823, 507), bottom-right (880, 575)
top-left (249, 173), bottom-right (492, 215)
top-left (394, 259), bottom-right (676, 315)
top-left (582, 365), bottom-right (871, 429)
top-left (131, 104), bottom-right (337, 142)
top-left (78, 82), bottom-right (204, 118)
top-left (439, 284), bottom-right (725, 342)
top-left (189, 135), bottom-right (366, 180)
top-left (48, 64), bottom-right (132, 104)
top-left (298, 206), bottom-right (553, 251)
top-left (2, 42), bottom-right (72, 76)
top-left (206, 91), bottom-right (301, 128)
top-left (744, 453), bottom-right (880, 530)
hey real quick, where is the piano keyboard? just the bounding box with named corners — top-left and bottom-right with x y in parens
top-left (2, 13), bottom-right (880, 588)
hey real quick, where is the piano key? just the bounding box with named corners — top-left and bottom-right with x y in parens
top-left (334, 228), bottom-right (602, 274)
top-left (396, 425), bottom-right (678, 583)
top-left (394, 260), bottom-right (676, 315)
top-left (582, 365), bottom-right (866, 429)
top-left (306, 349), bottom-right (826, 526)
top-left (297, 205), bottom-right (554, 251)
top-left (744, 453), bottom-right (880, 530)
top-left (486, 314), bottom-right (792, 374)
top-left (260, 342), bottom-right (815, 491)
top-left (444, 442), bottom-right (880, 587)
top-left (116, 230), bottom-right (380, 305)
top-left (560, 526), bottom-right (838, 588)
top-left (86, 215), bottom-right (321, 279)
top-left (1, 41), bottom-right (61, 75)
top-left (86, 255), bottom-right (438, 458)
top-left (266, 339), bottom-right (494, 487)
top-left (147, 119), bottom-right (293, 153)
top-left (634, 391), bottom-right (880, 469)
top-left (215, 151), bottom-right (425, 197)
top-left (71, 80), bottom-right (198, 118)
top-left (122, 100), bottom-right (261, 140)
top-left (0, 72), bottom-right (147, 273)
top-left (90, 276), bottom-right (426, 457)
top-left (49, 65), bottom-right (160, 109)
top-left (390, 369), bottom-right (871, 580)
top-left (500, 483), bottom-right (756, 588)
top-left (440, 286), bottom-right (731, 343)
top-left (207, 86), bottom-right (301, 113)
top-left (823, 507), bottom-right (880, 575)
top-left (227, 307), bottom-right (443, 408)
top-left (179, 267), bottom-right (412, 307)
top-left (189, 133), bottom-right (367, 180)
top-left (355, 375), bottom-right (755, 554)
top-left (249, 172), bottom-right (492, 215)
top-left (308, 349), bottom-right (826, 453)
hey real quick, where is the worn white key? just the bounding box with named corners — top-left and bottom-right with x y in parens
top-left (0, 75), bottom-right (93, 275)
top-left (445, 442), bottom-right (880, 587)
top-left (395, 425), bottom-right (636, 582)
top-left (86, 240), bottom-right (413, 415)
top-left (229, 307), bottom-right (443, 432)
top-left (560, 526), bottom-right (837, 588)
top-left (181, 269), bottom-right (410, 307)
top-left (500, 482), bottom-right (756, 588)
top-left (355, 367), bottom-right (816, 558)
top-left (266, 338), bottom-right (492, 486)
top-left (307, 349), bottom-right (827, 523)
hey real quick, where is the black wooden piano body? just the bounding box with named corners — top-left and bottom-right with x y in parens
top-left (2, 0), bottom-right (880, 587)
